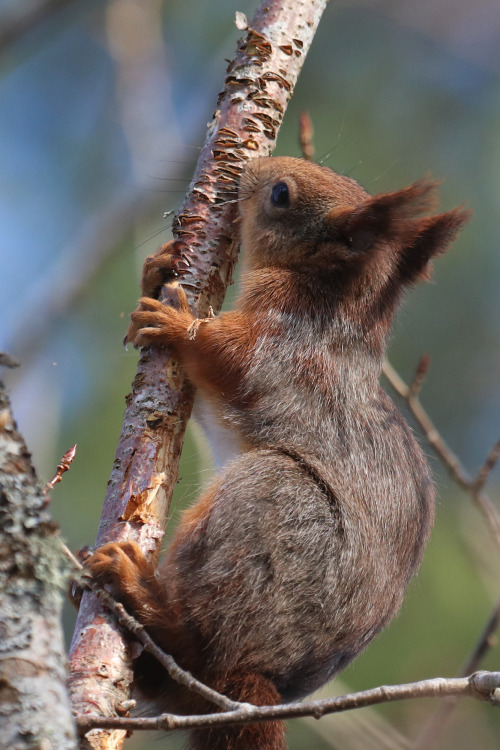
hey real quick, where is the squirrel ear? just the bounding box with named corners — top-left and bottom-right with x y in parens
top-left (332, 180), bottom-right (438, 254)
top-left (330, 180), bottom-right (470, 279)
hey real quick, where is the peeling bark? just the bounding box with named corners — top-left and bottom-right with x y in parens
top-left (0, 373), bottom-right (77, 750)
top-left (68, 1), bottom-right (328, 748)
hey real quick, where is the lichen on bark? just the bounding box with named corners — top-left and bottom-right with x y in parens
top-left (0, 373), bottom-right (77, 750)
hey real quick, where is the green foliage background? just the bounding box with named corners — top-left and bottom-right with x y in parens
top-left (1, 1), bottom-right (499, 748)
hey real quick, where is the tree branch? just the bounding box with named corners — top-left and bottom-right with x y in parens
top-left (76, 671), bottom-right (500, 735)
top-left (68, 2), bottom-right (328, 748)
top-left (45, 444), bottom-right (77, 493)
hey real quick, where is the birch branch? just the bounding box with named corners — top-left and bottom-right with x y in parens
top-left (68, 2), bottom-right (328, 748)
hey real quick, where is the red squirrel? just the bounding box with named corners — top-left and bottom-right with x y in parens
top-left (86, 157), bottom-right (469, 749)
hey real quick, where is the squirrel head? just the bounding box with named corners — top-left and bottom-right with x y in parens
top-left (238, 156), bottom-right (470, 296)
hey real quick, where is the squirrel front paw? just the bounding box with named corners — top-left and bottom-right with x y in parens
top-left (124, 289), bottom-right (193, 349)
top-left (141, 239), bottom-right (191, 299)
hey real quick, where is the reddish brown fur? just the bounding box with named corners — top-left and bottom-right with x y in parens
top-left (88, 157), bottom-right (469, 749)
top-left (190, 673), bottom-right (285, 750)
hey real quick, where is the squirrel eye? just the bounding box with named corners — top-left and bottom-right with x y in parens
top-left (270, 181), bottom-right (290, 208)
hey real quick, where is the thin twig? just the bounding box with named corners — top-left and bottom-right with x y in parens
top-left (61, 543), bottom-right (83, 571)
top-left (45, 444), bottom-right (77, 493)
top-left (76, 671), bottom-right (500, 735)
top-left (459, 594), bottom-right (500, 677)
top-left (382, 358), bottom-right (500, 553)
top-left (300, 680), bottom-right (413, 750)
top-left (408, 353), bottom-right (430, 400)
top-left (473, 438), bottom-right (500, 496)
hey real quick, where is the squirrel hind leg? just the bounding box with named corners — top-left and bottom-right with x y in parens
top-left (190, 671), bottom-right (285, 750)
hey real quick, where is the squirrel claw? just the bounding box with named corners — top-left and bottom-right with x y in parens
top-left (141, 240), bottom-right (191, 298)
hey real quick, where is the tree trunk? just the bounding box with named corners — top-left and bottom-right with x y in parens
top-left (0, 367), bottom-right (77, 750)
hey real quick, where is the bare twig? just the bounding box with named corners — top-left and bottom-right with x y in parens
top-left (76, 672), bottom-right (500, 735)
top-left (61, 543), bottom-right (85, 571)
top-left (300, 681), bottom-right (413, 750)
top-left (408, 353), bottom-right (431, 399)
top-left (473, 438), bottom-right (500, 496)
top-left (95, 596), bottom-right (243, 713)
top-left (460, 594), bottom-right (500, 676)
top-left (87, 584), bottom-right (242, 712)
top-left (382, 358), bottom-right (500, 552)
top-left (45, 444), bottom-right (77, 493)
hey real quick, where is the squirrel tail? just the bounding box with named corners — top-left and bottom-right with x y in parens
top-left (190, 671), bottom-right (285, 750)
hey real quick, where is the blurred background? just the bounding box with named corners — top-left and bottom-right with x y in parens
top-left (1, 0), bottom-right (499, 748)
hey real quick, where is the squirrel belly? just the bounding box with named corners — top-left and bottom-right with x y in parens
top-left (192, 391), bottom-right (243, 471)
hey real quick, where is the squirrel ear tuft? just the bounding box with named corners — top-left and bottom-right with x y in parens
top-left (397, 207), bottom-right (471, 283)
